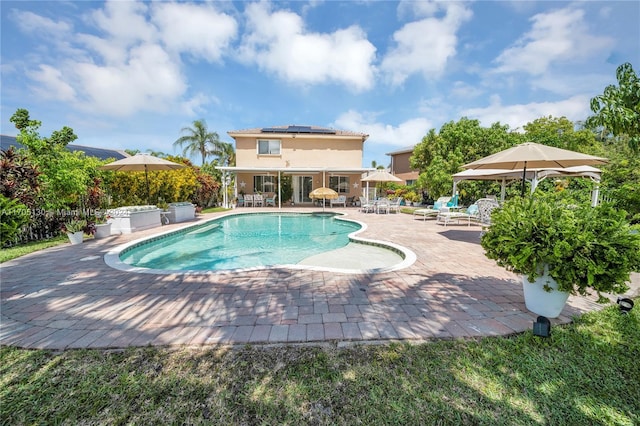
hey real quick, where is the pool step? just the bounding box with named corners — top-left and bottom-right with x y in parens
top-left (185, 223), bottom-right (219, 237)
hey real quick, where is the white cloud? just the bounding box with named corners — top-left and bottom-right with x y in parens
top-left (494, 7), bottom-right (613, 75)
top-left (334, 110), bottom-right (431, 148)
top-left (530, 73), bottom-right (613, 97)
top-left (381, 2), bottom-right (472, 85)
top-left (450, 81), bottom-right (484, 99)
top-left (461, 94), bottom-right (591, 131)
top-left (238, 2), bottom-right (376, 91)
top-left (87, 1), bottom-right (157, 47)
top-left (72, 43), bottom-right (186, 116)
top-left (26, 65), bottom-right (76, 101)
top-left (10, 1), bottom-right (240, 118)
top-left (152, 2), bottom-right (237, 62)
top-left (10, 10), bottom-right (72, 36)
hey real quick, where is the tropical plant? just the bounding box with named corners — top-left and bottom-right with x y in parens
top-left (174, 119), bottom-right (225, 165)
top-left (0, 147), bottom-right (41, 208)
top-left (481, 192), bottom-right (640, 302)
top-left (0, 195), bottom-right (30, 246)
top-left (587, 62), bottom-right (640, 152)
top-left (62, 219), bottom-right (89, 234)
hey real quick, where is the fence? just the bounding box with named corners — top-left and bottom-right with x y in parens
top-left (2, 208), bottom-right (98, 248)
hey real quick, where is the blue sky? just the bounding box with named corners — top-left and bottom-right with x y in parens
top-left (1, 1), bottom-right (638, 167)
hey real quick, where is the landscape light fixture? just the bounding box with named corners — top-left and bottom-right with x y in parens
top-left (617, 297), bottom-right (634, 314)
top-left (532, 316), bottom-right (551, 337)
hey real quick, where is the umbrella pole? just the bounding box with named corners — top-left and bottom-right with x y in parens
top-left (145, 165), bottom-right (150, 205)
top-left (521, 161), bottom-right (527, 197)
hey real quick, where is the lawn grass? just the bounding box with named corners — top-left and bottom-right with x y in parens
top-left (2, 303), bottom-right (638, 425)
top-left (0, 235), bottom-right (68, 263)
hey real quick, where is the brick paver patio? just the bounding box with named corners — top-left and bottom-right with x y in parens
top-left (2, 208), bottom-right (638, 350)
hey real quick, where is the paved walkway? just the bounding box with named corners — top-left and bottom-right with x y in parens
top-left (2, 208), bottom-right (638, 350)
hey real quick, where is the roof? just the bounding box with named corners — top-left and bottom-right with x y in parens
top-left (228, 125), bottom-right (368, 140)
top-left (385, 145), bottom-right (416, 156)
top-left (1, 135), bottom-right (130, 161)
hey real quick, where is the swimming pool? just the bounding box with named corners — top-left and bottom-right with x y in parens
top-left (118, 212), bottom-right (362, 271)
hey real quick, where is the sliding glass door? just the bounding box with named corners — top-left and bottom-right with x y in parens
top-left (292, 176), bottom-right (313, 204)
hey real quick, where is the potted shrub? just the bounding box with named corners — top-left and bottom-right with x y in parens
top-left (481, 193), bottom-right (640, 317)
top-left (62, 219), bottom-right (92, 245)
top-left (93, 212), bottom-right (112, 239)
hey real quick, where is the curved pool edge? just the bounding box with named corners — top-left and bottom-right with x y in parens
top-left (104, 210), bottom-right (416, 275)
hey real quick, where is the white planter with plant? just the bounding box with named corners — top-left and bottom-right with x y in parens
top-left (481, 193), bottom-right (640, 318)
top-left (107, 206), bottom-right (161, 234)
top-left (63, 219), bottom-right (88, 245)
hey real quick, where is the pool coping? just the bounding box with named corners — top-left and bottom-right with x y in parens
top-left (104, 210), bottom-right (417, 275)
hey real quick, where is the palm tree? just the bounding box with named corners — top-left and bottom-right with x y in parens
top-left (216, 141), bottom-right (236, 166)
top-left (174, 119), bottom-right (223, 165)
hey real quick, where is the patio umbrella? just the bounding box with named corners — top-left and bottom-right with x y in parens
top-left (361, 170), bottom-right (403, 200)
top-left (99, 153), bottom-right (186, 204)
top-left (462, 142), bottom-right (608, 196)
top-left (309, 187), bottom-right (338, 212)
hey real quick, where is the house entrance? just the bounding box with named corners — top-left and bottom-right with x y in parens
top-left (293, 176), bottom-right (313, 204)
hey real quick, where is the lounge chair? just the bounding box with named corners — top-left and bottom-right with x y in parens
top-left (244, 194), bottom-right (254, 207)
top-left (413, 196), bottom-right (451, 220)
top-left (330, 195), bottom-right (347, 208)
top-left (436, 204), bottom-right (479, 227)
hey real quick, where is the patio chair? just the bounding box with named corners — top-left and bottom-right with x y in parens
top-left (265, 194), bottom-right (277, 207)
top-left (475, 198), bottom-right (500, 234)
top-left (388, 197), bottom-right (403, 214)
top-left (413, 196), bottom-right (451, 220)
top-left (244, 194), bottom-right (254, 207)
top-left (359, 196), bottom-right (374, 213)
top-left (376, 198), bottom-right (390, 214)
top-left (253, 193), bottom-right (264, 207)
top-left (330, 195), bottom-right (347, 208)
top-left (236, 195), bottom-right (245, 207)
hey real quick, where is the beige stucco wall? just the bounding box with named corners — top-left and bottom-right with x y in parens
top-left (235, 135), bottom-right (364, 168)
top-left (390, 151), bottom-right (416, 174)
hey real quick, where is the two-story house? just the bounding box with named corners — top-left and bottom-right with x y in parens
top-left (218, 125), bottom-right (373, 207)
top-left (386, 145), bottom-right (419, 185)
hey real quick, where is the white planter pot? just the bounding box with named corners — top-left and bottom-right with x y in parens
top-left (67, 231), bottom-right (84, 245)
top-left (522, 269), bottom-right (570, 318)
top-left (94, 223), bottom-right (112, 239)
top-left (107, 208), bottom-right (161, 234)
top-left (167, 203), bottom-right (196, 223)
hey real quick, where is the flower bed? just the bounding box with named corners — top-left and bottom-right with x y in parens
top-left (107, 206), bottom-right (161, 234)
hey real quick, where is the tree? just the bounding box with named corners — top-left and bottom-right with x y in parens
top-left (523, 116), bottom-right (604, 155)
top-left (9, 109), bottom-right (104, 209)
top-left (174, 119), bottom-right (224, 165)
top-left (410, 118), bottom-right (521, 200)
top-left (587, 62), bottom-right (640, 152)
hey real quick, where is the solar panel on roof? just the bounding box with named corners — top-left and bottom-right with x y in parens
top-left (260, 126), bottom-right (336, 135)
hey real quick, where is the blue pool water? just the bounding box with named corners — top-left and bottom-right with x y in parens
top-left (120, 213), bottom-right (361, 271)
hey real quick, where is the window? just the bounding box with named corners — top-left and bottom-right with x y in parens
top-left (329, 176), bottom-right (350, 194)
top-left (257, 139), bottom-right (281, 155)
top-left (254, 175), bottom-right (276, 193)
